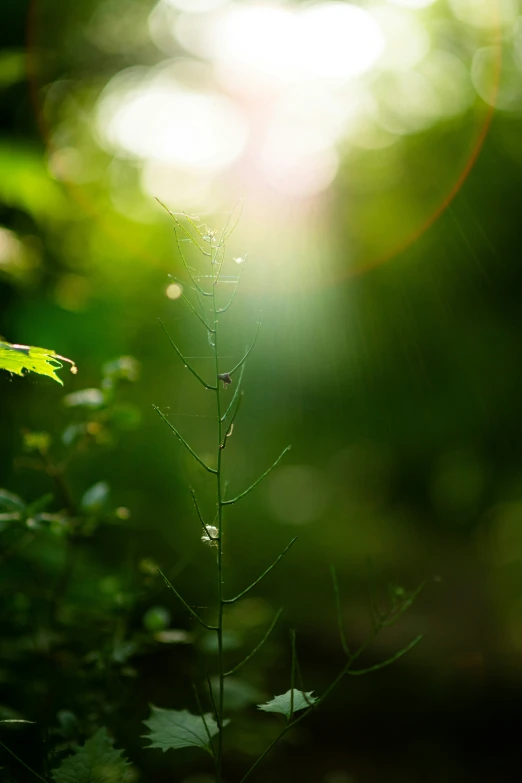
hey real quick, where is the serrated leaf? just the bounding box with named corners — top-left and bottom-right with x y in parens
top-left (143, 706), bottom-right (224, 754)
top-left (51, 727), bottom-right (130, 783)
top-left (81, 481), bottom-right (110, 513)
top-left (257, 689), bottom-right (318, 718)
top-left (0, 341), bottom-right (76, 385)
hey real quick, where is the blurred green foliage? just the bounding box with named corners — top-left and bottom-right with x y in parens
top-left (1, 0), bottom-right (522, 781)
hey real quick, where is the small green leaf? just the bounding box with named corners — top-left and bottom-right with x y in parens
top-left (257, 689), bottom-right (318, 718)
top-left (51, 727), bottom-right (131, 783)
top-left (143, 706), bottom-right (224, 754)
top-left (81, 482), bottom-right (110, 513)
top-left (0, 341), bottom-right (76, 385)
top-left (0, 489), bottom-right (26, 512)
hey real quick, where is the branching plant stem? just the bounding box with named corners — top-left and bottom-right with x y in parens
top-left (153, 209), bottom-right (421, 783)
top-left (239, 613), bottom-right (423, 783)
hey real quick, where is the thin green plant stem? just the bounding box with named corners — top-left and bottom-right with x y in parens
top-left (223, 445), bottom-right (291, 506)
top-left (227, 316), bottom-right (262, 377)
top-left (179, 289), bottom-right (215, 333)
top-left (217, 259), bottom-right (246, 313)
top-left (211, 262), bottom-right (225, 783)
top-left (158, 319), bottom-right (216, 390)
top-left (346, 635), bottom-right (424, 676)
top-left (240, 608), bottom-right (424, 782)
top-left (289, 629), bottom-right (296, 723)
top-left (190, 488), bottom-right (218, 541)
top-left (220, 393), bottom-right (242, 450)
top-left (223, 537), bottom-right (297, 604)
top-left (224, 607), bottom-right (283, 677)
top-left (206, 672), bottom-right (220, 728)
top-left (157, 568), bottom-right (217, 631)
top-left (153, 406), bottom-right (217, 475)
top-left (330, 566), bottom-right (350, 656)
top-left (0, 740), bottom-right (48, 783)
top-left (191, 681), bottom-right (216, 763)
top-left (221, 362), bottom-right (245, 422)
top-left (155, 198), bottom-right (213, 286)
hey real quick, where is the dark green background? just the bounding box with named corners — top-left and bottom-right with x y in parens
top-left (1, 1), bottom-right (522, 781)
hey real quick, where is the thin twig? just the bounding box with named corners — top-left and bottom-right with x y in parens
top-left (224, 608), bottom-right (283, 677)
top-left (192, 681), bottom-right (216, 761)
top-left (158, 319), bottom-right (216, 390)
top-left (190, 488), bottom-right (219, 541)
top-left (346, 634), bottom-right (423, 676)
top-left (154, 406), bottom-right (217, 475)
top-left (158, 569), bottom-right (217, 631)
top-left (223, 445), bottom-right (291, 506)
top-left (227, 315), bottom-right (262, 377)
top-left (0, 740), bottom-right (48, 783)
top-left (223, 537), bottom-right (297, 604)
top-left (221, 363), bottom-right (245, 422)
top-left (206, 672), bottom-right (220, 728)
top-left (330, 566), bottom-right (350, 657)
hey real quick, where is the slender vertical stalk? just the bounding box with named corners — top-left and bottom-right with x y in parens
top-left (211, 253), bottom-right (225, 782)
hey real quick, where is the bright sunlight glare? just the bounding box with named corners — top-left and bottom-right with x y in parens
top-left (97, 69), bottom-right (248, 170)
top-left (176, 3), bottom-right (385, 88)
top-left (94, 0), bottom-right (487, 201)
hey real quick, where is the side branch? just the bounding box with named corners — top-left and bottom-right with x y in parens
top-left (154, 406), bottom-right (217, 475)
top-left (154, 197), bottom-right (212, 295)
top-left (190, 488), bottom-right (218, 541)
top-left (220, 392), bottom-right (242, 450)
top-left (180, 290), bottom-right (215, 333)
top-left (346, 634), bottom-right (423, 676)
top-left (223, 445), bottom-right (291, 506)
top-left (158, 319), bottom-right (217, 390)
top-left (221, 363), bottom-right (245, 422)
top-left (227, 315), bottom-right (261, 377)
top-left (158, 568), bottom-right (218, 631)
top-left (217, 259), bottom-right (246, 314)
top-left (224, 607), bottom-right (283, 677)
top-left (330, 566), bottom-right (350, 656)
top-left (223, 537), bottom-right (297, 604)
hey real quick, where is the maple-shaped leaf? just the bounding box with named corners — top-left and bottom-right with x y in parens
top-left (143, 706), bottom-right (225, 755)
top-left (0, 341), bottom-right (76, 385)
top-left (257, 689), bottom-right (318, 719)
top-left (51, 727), bottom-right (131, 783)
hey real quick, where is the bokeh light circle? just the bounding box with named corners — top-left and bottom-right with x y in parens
top-left (25, 0), bottom-right (503, 287)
